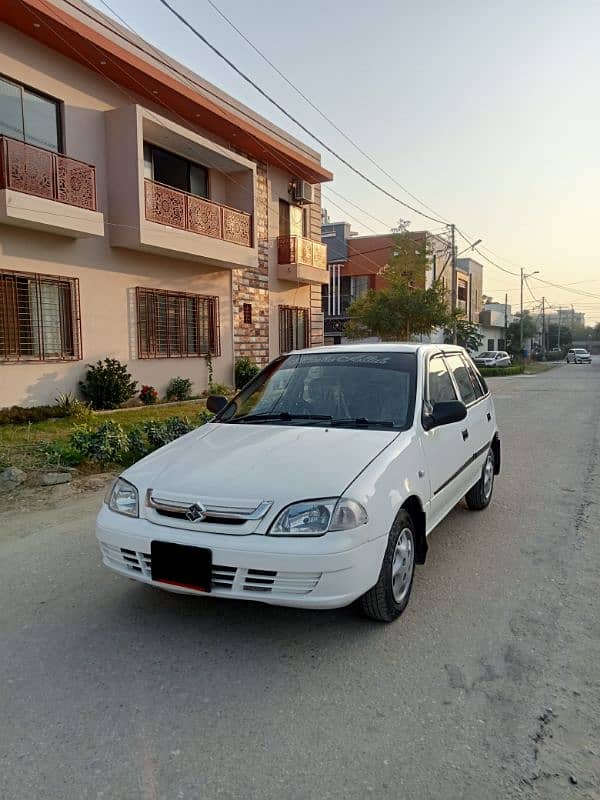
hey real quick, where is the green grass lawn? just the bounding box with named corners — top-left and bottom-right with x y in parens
top-left (523, 362), bottom-right (562, 374)
top-left (0, 400), bottom-right (206, 472)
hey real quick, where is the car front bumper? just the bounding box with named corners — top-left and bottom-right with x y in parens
top-left (96, 505), bottom-right (388, 610)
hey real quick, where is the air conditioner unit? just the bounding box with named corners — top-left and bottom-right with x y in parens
top-left (291, 179), bottom-right (314, 205)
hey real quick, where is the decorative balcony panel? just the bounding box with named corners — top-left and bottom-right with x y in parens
top-left (144, 180), bottom-right (185, 229)
top-left (0, 136), bottom-right (97, 210)
top-left (187, 196), bottom-right (222, 238)
top-left (144, 179), bottom-right (252, 247)
top-left (223, 207), bottom-right (251, 246)
top-left (277, 235), bottom-right (328, 285)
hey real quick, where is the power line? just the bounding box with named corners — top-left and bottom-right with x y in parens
top-left (155, 0), bottom-right (446, 225)
top-left (203, 0), bottom-right (451, 225)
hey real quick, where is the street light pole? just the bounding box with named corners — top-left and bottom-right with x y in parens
top-left (520, 268), bottom-right (540, 355)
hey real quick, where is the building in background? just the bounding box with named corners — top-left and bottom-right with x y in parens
top-left (0, 0), bottom-right (331, 406)
top-left (478, 302), bottom-right (513, 353)
top-left (546, 308), bottom-right (586, 329)
top-left (321, 217), bottom-right (483, 344)
top-left (455, 258), bottom-right (484, 323)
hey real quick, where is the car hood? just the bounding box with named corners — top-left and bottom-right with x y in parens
top-left (124, 422), bottom-right (400, 508)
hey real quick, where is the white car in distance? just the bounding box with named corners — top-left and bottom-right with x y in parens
top-left (473, 350), bottom-right (512, 368)
top-left (97, 344), bottom-right (500, 622)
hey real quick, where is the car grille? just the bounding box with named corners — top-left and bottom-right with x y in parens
top-left (146, 491), bottom-right (272, 526)
top-left (100, 543), bottom-right (321, 596)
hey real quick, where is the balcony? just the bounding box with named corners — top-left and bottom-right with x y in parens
top-left (144, 180), bottom-right (252, 247)
top-left (0, 135), bottom-right (104, 238)
top-left (106, 104), bottom-right (257, 270)
top-left (277, 235), bottom-right (328, 285)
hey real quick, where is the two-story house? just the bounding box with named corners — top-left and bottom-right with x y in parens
top-left (0, 0), bottom-right (331, 406)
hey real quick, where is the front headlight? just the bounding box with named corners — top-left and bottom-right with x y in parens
top-left (105, 477), bottom-right (139, 518)
top-left (269, 498), bottom-right (368, 536)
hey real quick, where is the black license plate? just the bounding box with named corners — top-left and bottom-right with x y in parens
top-left (151, 541), bottom-right (212, 593)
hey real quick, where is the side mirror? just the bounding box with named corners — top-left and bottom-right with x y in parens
top-left (430, 400), bottom-right (467, 427)
top-left (206, 394), bottom-right (228, 414)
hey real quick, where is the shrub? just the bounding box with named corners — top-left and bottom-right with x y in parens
top-left (41, 440), bottom-right (86, 468)
top-left (165, 377), bottom-right (193, 402)
top-left (55, 392), bottom-right (93, 420)
top-left (197, 408), bottom-right (214, 425)
top-left (207, 382), bottom-right (234, 398)
top-left (70, 421), bottom-right (130, 466)
top-left (79, 358), bottom-right (138, 410)
top-left (139, 385), bottom-right (158, 405)
top-left (235, 357), bottom-right (260, 389)
top-left (143, 416), bottom-right (195, 450)
top-left (0, 404), bottom-right (72, 426)
top-left (479, 365), bottom-right (524, 377)
top-left (533, 351), bottom-right (566, 362)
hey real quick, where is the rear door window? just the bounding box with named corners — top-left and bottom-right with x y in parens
top-left (445, 354), bottom-right (476, 405)
top-left (461, 354), bottom-right (485, 399)
top-left (427, 356), bottom-right (458, 406)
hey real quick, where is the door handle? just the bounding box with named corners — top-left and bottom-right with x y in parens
top-left (462, 429), bottom-right (469, 441)
top-left (486, 412), bottom-right (491, 422)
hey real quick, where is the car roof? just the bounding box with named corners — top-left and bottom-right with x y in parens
top-left (291, 343), bottom-right (467, 356)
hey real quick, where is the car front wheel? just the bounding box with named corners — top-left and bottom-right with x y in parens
top-left (359, 510), bottom-right (416, 622)
top-left (465, 448), bottom-right (495, 510)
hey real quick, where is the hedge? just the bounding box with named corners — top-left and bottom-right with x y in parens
top-left (479, 365), bottom-right (525, 377)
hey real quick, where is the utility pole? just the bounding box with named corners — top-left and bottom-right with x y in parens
top-left (504, 293), bottom-right (508, 349)
top-left (541, 296), bottom-right (545, 353)
top-left (520, 267), bottom-right (524, 355)
top-left (557, 307), bottom-right (561, 350)
top-left (450, 223), bottom-right (457, 344)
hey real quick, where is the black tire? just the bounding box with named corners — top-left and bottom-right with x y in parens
top-left (465, 448), bottom-right (495, 510)
top-left (359, 510), bottom-right (416, 622)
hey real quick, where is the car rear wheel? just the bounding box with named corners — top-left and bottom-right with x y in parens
top-left (359, 510), bottom-right (416, 622)
top-left (465, 448), bottom-right (494, 510)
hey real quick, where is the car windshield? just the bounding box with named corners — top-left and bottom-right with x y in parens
top-left (574, 349), bottom-right (588, 354)
top-left (218, 351), bottom-right (418, 430)
top-left (477, 352), bottom-right (497, 358)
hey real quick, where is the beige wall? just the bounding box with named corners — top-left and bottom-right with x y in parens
top-left (0, 22), bottom-right (325, 405)
top-left (0, 225), bottom-right (233, 406)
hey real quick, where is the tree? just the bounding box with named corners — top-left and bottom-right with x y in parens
top-left (443, 315), bottom-right (484, 352)
top-left (345, 232), bottom-right (450, 341)
top-left (547, 324), bottom-right (572, 350)
top-left (594, 323), bottom-right (600, 341)
top-left (506, 311), bottom-right (537, 355)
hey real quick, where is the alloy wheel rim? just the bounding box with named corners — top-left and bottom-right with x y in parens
top-left (483, 452), bottom-right (494, 499)
top-left (391, 527), bottom-right (415, 603)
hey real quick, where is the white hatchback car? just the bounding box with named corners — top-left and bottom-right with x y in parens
top-left (97, 345), bottom-right (500, 622)
top-left (566, 348), bottom-right (592, 364)
top-left (473, 350), bottom-right (512, 368)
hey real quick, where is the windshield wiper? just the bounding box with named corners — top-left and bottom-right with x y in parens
top-left (330, 417), bottom-right (396, 428)
top-left (228, 412), bottom-right (333, 424)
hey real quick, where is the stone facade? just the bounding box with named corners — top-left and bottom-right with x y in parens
top-left (232, 162), bottom-right (270, 366)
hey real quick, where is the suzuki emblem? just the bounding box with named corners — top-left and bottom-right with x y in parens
top-left (185, 502), bottom-right (207, 522)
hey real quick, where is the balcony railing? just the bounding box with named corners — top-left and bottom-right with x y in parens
top-left (0, 135), bottom-right (97, 211)
top-left (144, 179), bottom-right (252, 247)
top-left (277, 235), bottom-right (327, 270)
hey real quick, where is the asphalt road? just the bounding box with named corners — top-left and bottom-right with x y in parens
top-left (1, 362), bottom-right (599, 800)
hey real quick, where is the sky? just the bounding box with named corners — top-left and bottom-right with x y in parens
top-left (89, 0), bottom-right (600, 325)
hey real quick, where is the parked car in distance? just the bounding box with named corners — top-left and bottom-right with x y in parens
top-left (473, 351), bottom-right (512, 368)
top-left (97, 344), bottom-right (501, 623)
top-left (566, 348), bottom-right (592, 364)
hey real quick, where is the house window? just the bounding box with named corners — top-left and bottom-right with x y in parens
top-left (0, 269), bottom-right (81, 361)
top-left (143, 143), bottom-right (208, 198)
top-left (0, 76), bottom-right (61, 152)
top-left (243, 303), bottom-right (252, 324)
top-left (279, 306), bottom-right (309, 353)
top-left (136, 287), bottom-right (219, 358)
top-left (487, 339), bottom-right (495, 351)
top-left (457, 282), bottom-right (468, 301)
top-left (498, 338), bottom-right (505, 350)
